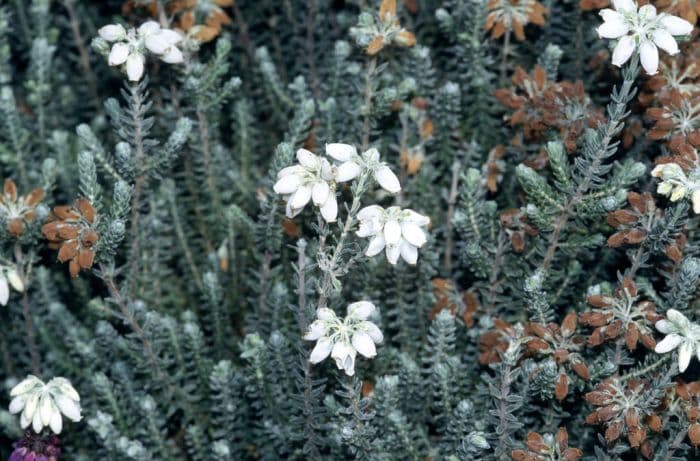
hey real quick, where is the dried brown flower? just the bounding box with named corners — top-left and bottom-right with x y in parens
top-left (579, 0), bottom-right (609, 11)
top-left (606, 192), bottom-right (659, 248)
top-left (429, 278), bottom-right (481, 327)
top-left (42, 198), bottom-right (99, 278)
top-left (495, 67), bottom-right (603, 152)
top-left (364, 0), bottom-right (416, 55)
top-left (656, 0), bottom-right (700, 24)
top-left (511, 427), bottom-right (582, 461)
top-left (500, 208), bottom-right (538, 253)
top-left (479, 318), bottom-right (519, 365)
top-left (0, 179), bottom-right (44, 237)
top-left (525, 313), bottom-right (589, 400)
top-left (647, 89), bottom-right (700, 161)
top-left (171, 0), bottom-right (234, 43)
top-left (485, 0), bottom-right (548, 41)
top-left (585, 378), bottom-right (656, 451)
top-left (582, 278), bottom-right (660, 351)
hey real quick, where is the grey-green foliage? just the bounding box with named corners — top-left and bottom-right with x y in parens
top-left (0, 1), bottom-right (698, 461)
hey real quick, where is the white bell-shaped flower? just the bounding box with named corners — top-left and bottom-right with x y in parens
top-left (9, 375), bottom-right (82, 434)
top-left (97, 21), bottom-right (184, 81)
top-left (356, 205), bottom-right (430, 265)
top-left (362, 148), bottom-right (401, 193)
top-left (0, 264), bottom-right (24, 306)
top-left (650, 162), bottom-right (700, 213)
top-left (597, 2), bottom-right (693, 75)
top-left (325, 143), bottom-right (401, 193)
top-left (654, 309), bottom-right (700, 372)
top-left (303, 301), bottom-right (383, 376)
top-left (326, 143), bottom-right (363, 182)
top-left (274, 149), bottom-right (339, 222)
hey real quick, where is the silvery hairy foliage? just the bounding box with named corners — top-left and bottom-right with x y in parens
top-left (1, 0), bottom-right (700, 460)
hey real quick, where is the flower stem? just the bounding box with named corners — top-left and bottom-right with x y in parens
top-left (499, 28), bottom-right (511, 85)
top-left (361, 58), bottom-right (377, 151)
top-left (14, 244), bottom-right (40, 375)
top-left (318, 172), bottom-right (370, 309)
top-left (99, 263), bottom-right (162, 378)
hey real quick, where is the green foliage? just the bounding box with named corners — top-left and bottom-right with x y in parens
top-left (0, 1), bottom-right (699, 460)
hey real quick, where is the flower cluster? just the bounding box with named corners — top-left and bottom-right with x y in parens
top-left (430, 278), bottom-right (480, 327)
top-left (582, 278), bottom-right (660, 351)
top-left (42, 199), bottom-right (99, 278)
top-left (485, 0), bottom-right (548, 41)
top-left (494, 66), bottom-right (604, 152)
top-left (597, 0), bottom-right (693, 74)
top-left (650, 162), bottom-right (700, 212)
top-left (356, 205), bottom-right (430, 265)
top-left (349, 0), bottom-right (416, 55)
top-left (97, 21), bottom-right (184, 81)
top-left (274, 144), bottom-right (402, 223)
top-left (274, 148), bottom-right (340, 222)
top-left (9, 431), bottom-right (62, 461)
top-left (511, 428), bottom-right (582, 461)
top-left (668, 380), bottom-right (700, 446)
top-left (0, 179), bottom-right (44, 237)
top-left (304, 301), bottom-right (383, 376)
top-left (171, 0), bottom-right (233, 43)
top-left (605, 192), bottom-right (659, 248)
top-left (479, 318), bottom-right (523, 365)
top-left (500, 208), bottom-right (538, 253)
top-left (647, 89), bottom-right (700, 162)
top-left (654, 308), bottom-right (700, 372)
top-left (585, 378), bottom-right (659, 453)
top-left (0, 263), bottom-right (23, 306)
top-left (525, 313), bottom-right (590, 400)
top-left (9, 376), bottom-right (82, 434)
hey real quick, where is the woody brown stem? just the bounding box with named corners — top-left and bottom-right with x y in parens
top-left (486, 231), bottom-right (507, 315)
top-left (317, 173), bottom-right (370, 310)
top-left (232, 2), bottom-right (255, 64)
top-left (443, 160), bottom-right (461, 273)
top-left (196, 107), bottom-right (220, 252)
top-left (304, 0), bottom-right (320, 101)
top-left (62, 0), bottom-right (100, 112)
top-left (21, 292), bottom-right (41, 376)
top-left (499, 28), bottom-right (511, 85)
top-left (99, 264), bottom-right (161, 377)
top-left (14, 244), bottom-right (40, 375)
top-left (396, 111), bottom-right (410, 206)
top-left (167, 191), bottom-right (204, 292)
top-left (361, 58), bottom-right (377, 151)
top-left (663, 428), bottom-right (689, 461)
top-left (127, 83), bottom-right (147, 287)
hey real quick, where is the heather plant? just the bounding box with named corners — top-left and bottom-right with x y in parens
top-left (2, 0), bottom-right (700, 459)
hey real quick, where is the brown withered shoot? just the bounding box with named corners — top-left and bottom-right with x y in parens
top-left (0, 179), bottom-right (45, 237)
top-left (511, 427), bottom-right (582, 461)
top-left (585, 378), bottom-right (659, 455)
top-left (525, 312), bottom-right (590, 400)
top-left (42, 198), bottom-right (99, 278)
top-left (582, 278), bottom-right (660, 351)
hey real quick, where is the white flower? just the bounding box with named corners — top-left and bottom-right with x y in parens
top-left (98, 21), bottom-right (184, 82)
top-left (9, 375), bottom-right (82, 434)
top-left (274, 149), bottom-right (340, 222)
top-left (325, 144), bottom-right (401, 194)
top-left (650, 162), bottom-right (700, 212)
top-left (0, 264), bottom-right (24, 306)
top-left (303, 301), bottom-right (383, 376)
top-left (597, 1), bottom-right (693, 75)
top-left (326, 143), bottom-right (363, 182)
top-left (655, 309), bottom-right (700, 372)
top-left (356, 205), bottom-right (430, 265)
top-left (361, 148), bottom-right (401, 194)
